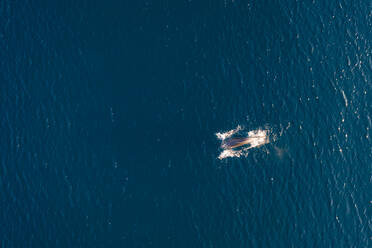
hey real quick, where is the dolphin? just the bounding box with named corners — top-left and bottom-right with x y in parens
top-left (221, 137), bottom-right (253, 149)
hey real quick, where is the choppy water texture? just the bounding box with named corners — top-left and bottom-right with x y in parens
top-left (1, 0), bottom-right (371, 247)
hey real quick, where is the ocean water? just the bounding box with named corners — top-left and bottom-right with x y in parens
top-left (1, 0), bottom-right (371, 247)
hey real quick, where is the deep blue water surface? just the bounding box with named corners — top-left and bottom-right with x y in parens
top-left (1, 0), bottom-right (371, 247)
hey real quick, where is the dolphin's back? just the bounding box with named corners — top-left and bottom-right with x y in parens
top-left (222, 137), bottom-right (249, 148)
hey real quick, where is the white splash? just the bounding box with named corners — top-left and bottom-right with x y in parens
top-left (216, 126), bottom-right (271, 160)
top-left (215, 125), bottom-right (243, 140)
